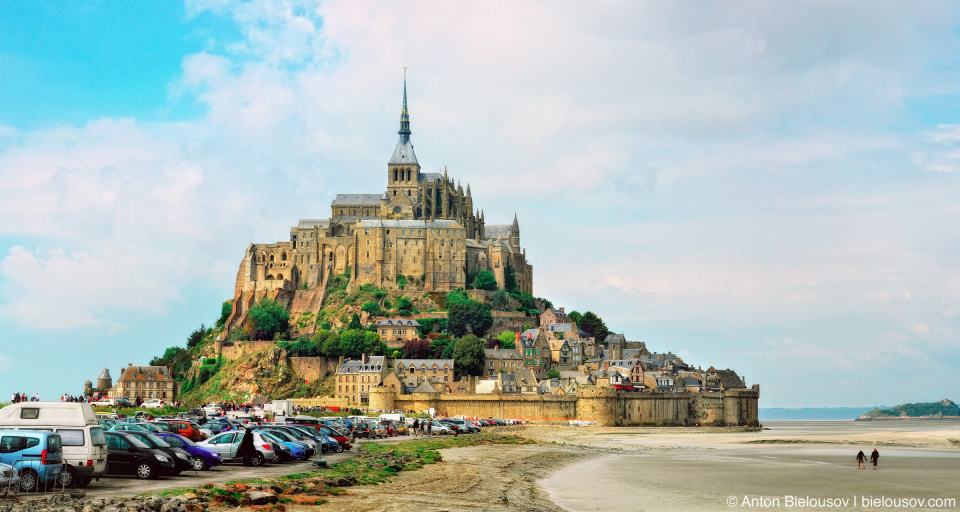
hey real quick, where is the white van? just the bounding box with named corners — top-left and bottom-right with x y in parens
top-left (379, 413), bottom-right (406, 425)
top-left (0, 402), bottom-right (107, 487)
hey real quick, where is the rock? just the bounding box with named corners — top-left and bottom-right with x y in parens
top-left (245, 491), bottom-right (278, 505)
top-left (180, 493), bottom-right (198, 500)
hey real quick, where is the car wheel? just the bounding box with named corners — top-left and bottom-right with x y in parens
top-left (59, 466), bottom-right (79, 488)
top-left (250, 452), bottom-right (265, 467)
top-left (192, 456), bottom-right (207, 471)
top-left (19, 469), bottom-right (39, 492)
top-left (135, 462), bottom-right (156, 480)
top-left (335, 443), bottom-right (344, 453)
top-left (79, 476), bottom-right (93, 487)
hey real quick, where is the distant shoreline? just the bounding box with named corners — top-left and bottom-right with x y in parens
top-left (856, 416), bottom-right (960, 421)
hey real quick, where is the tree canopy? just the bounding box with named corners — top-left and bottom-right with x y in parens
top-left (496, 331), bottom-right (517, 349)
top-left (491, 289), bottom-right (510, 311)
top-left (446, 291), bottom-right (493, 337)
top-left (568, 310), bottom-right (583, 327)
top-left (452, 334), bottom-right (486, 376)
top-left (248, 298), bottom-right (290, 340)
top-left (546, 368), bottom-right (561, 379)
top-left (504, 264), bottom-right (517, 292)
top-left (186, 324), bottom-right (208, 348)
top-left (579, 311), bottom-right (609, 341)
top-left (474, 270), bottom-right (498, 291)
top-left (403, 338), bottom-right (432, 359)
top-left (216, 301), bottom-right (233, 328)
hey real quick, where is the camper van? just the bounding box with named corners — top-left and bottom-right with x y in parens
top-left (378, 413), bottom-right (406, 425)
top-left (0, 402), bottom-right (108, 487)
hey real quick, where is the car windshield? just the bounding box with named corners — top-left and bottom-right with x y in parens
top-left (260, 432), bottom-right (281, 444)
top-left (268, 430), bottom-right (295, 441)
top-left (125, 435), bottom-right (150, 448)
top-left (139, 434), bottom-right (171, 448)
top-left (175, 435), bottom-right (197, 447)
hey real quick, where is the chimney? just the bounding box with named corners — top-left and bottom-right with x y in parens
top-left (515, 332), bottom-right (521, 344)
top-left (559, 307), bottom-right (564, 314)
top-left (742, 376), bottom-right (746, 386)
top-left (362, 353), bottom-right (367, 364)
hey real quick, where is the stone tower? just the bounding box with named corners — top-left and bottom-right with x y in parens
top-left (83, 380), bottom-right (93, 395)
top-left (386, 71), bottom-right (421, 200)
top-left (97, 367), bottom-right (112, 392)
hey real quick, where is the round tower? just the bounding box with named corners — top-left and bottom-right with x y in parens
top-left (97, 368), bottom-right (112, 392)
top-left (83, 380), bottom-right (93, 395)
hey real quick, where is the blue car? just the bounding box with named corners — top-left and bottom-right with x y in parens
top-left (152, 433), bottom-right (222, 471)
top-left (0, 430), bottom-right (63, 492)
top-left (259, 432), bottom-right (305, 461)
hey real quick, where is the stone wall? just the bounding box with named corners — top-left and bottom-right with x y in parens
top-left (288, 397), bottom-right (351, 409)
top-left (289, 357), bottom-right (338, 381)
top-left (369, 385), bottom-right (760, 427)
top-left (220, 340), bottom-right (278, 360)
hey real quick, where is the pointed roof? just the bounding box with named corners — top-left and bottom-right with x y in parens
top-left (511, 213), bottom-right (519, 235)
top-left (98, 368), bottom-right (111, 380)
top-left (390, 71), bottom-right (418, 166)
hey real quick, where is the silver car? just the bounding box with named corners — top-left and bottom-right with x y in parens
top-left (197, 431), bottom-right (276, 466)
top-left (0, 463), bottom-right (19, 495)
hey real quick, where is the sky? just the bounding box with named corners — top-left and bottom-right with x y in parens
top-left (2, 1), bottom-right (960, 408)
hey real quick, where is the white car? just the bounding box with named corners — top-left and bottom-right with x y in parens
top-left (141, 399), bottom-right (165, 409)
top-left (91, 398), bottom-right (116, 407)
top-left (203, 404), bottom-right (224, 417)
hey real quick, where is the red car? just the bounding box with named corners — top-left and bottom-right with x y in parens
top-left (378, 420), bottom-right (397, 437)
top-left (293, 423), bottom-right (352, 450)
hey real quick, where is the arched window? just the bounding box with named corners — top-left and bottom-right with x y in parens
top-left (270, 255), bottom-right (275, 262)
top-left (281, 252), bottom-right (287, 261)
top-left (277, 273), bottom-right (284, 280)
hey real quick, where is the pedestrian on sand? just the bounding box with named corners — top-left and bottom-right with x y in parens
top-left (870, 448), bottom-right (879, 469)
top-left (238, 428), bottom-right (256, 466)
top-left (856, 450), bottom-right (866, 469)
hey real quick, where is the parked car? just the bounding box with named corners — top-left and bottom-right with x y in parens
top-left (202, 404), bottom-right (224, 417)
top-left (311, 426), bottom-right (350, 451)
top-left (352, 422), bottom-right (373, 439)
top-left (104, 432), bottom-right (175, 479)
top-left (426, 422), bottom-right (452, 435)
top-left (160, 420), bottom-right (205, 442)
top-left (393, 422), bottom-right (408, 436)
top-left (197, 431), bottom-right (276, 466)
top-left (153, 433), bottom-right (221, 471)
top-left (120, 432), bottom-right (193, 475)
top-left (259, 431), bottom-right (302, 462)
top-left (109, 424), bottom-right (150, 433)
top-left (0, 463), bottom-right (19, 492)
top-left (282, 425), bottom-right (333, 454)
top-left (0, 402), bottom-right (108, 488)
top-left (146, 422), bottom-right (174, 433)
top-left (0, 430), bottom-right (63, 492)
top-left (364, 421), bottom-right (386, 439)
top-left (377, 420), bottom-right (398, 437)
top-left (256, 427), bottom-right (316, 458)
top-left (141, 399), bottom-right (165, 409)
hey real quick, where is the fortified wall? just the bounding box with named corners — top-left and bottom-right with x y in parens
top-left (368, 385), bottom-right (760, 426)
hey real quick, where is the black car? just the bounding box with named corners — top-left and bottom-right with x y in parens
top-left (352, 422), bottom-right (373, 438)
top-left (122, 431), bottom-right (194, 474)
top-left (104, 432), bottom-right (176, 479)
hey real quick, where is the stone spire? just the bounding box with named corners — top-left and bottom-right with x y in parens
top-left (512, 213), bottom-right (519, 234)
top-left (466, 183), bottom-right (472, 197)
top-left (399, 68), bottom-right (411, 142)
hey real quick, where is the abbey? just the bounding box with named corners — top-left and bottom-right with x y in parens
top-left (225, 77), bottom-right (533, 332)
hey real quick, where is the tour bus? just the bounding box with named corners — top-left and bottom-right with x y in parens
top-left (0, 402), bottom-right (108, 487)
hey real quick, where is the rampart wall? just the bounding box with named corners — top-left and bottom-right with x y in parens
top-left (289, 357), bottom-right (338, 381)
top-left (368, 385), bottom-right (760, 426)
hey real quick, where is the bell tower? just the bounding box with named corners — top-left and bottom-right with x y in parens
top-left (387, 69), bottom-right (421, 202)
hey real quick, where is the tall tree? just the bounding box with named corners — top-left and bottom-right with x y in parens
top-left (452, 334), bottom-right (486, 376)
top-left (579, 311), bottom-right (609, 341)
top-left (568, 310), bottom-right (583, 327)
top-left (186, 324), bottom-right (208, 348)
top-left (338, 329), bottom-right (366, 358)
top-left (446, 291), bottom-right (493, 337)
top-left (403, 338), bottom-right (432, 359)
top-left (348, 313), bottom-right (363, 330)
top-left (491, 289), bottom-right (510, 311)
top-left (504, 264), bottom-right (517, 292)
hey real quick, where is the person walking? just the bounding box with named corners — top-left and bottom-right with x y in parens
top-left (412, 418), bottom-right (420, 438)
top-left (856, 450), bottom-right (866, 469)
top-left (426, 421), bottom-right (432, 436)
top-left (870, 448), bottom-right (879, 470)
top-left (238, 428), bottom-right (256, 466)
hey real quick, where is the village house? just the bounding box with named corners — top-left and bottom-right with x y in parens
top-left (377, 319), bottom-right (421, 348)
top-left (395, 358), bottom-right (455, 385)
top-left (547, 338), bottom-right (576, 370)
top-left (539, 307), bottom-right (572, 329)
top-left (112, 364), bottom-right (176, 401)
top-left (518, 329), bottom-right (548, 373)
top-left (604, 359), bottom-right (645, 384)
top-left (484, 348), bottom-right (523, 378)
top-left (335, 355), bottom-right (387, 405)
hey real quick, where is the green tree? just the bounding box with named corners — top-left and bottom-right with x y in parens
top-left (320, 332), bottom-right (342, 357)
top-left (248, 298), bottom-right (290, 339)
top-left (361, 301), bottom-right (383, 316)
top-left (447, 292), bottom-right (493, 337)
top-left (452, 334), bottom-right (485, 376)
top-left (546, 368), bottom-right (561, 379)
top-left (339, 329), bottom-right (367, 357)
top-left (474, 270), bottom-right (497, 291)
top-left (363, 331), bottom-right (386, 355)
top-left (504, 264), bottom-right (517, 292)
top-left (491, 289), bottom-right (510, 311)
top-left (496, 331), bottom-right (517, 349)
top-left (186, 324), bottom-right (208, 348)
top-left (580, 311), bottom-right (609, 341)
top-left (216, 301), bottom-right (233, 328)
top-left (395, 296), bottom-right (413, 316)
top-left (430, 338), bottom-right (453, 358)
top-left (348, 313), bottom-right (363, 330)
top-left (568, 310), bottom-right (583, 327)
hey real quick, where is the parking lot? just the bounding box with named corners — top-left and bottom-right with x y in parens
top-left (77, 434), bottom-right (413, 498)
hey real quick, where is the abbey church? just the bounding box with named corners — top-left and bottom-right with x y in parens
top-left (224, 77), bottom-right (533, 333)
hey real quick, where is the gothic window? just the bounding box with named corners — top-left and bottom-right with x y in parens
top-left (366, 251), bottom-right (370, 258)
top-left (270, 255), bottom-right (275, 262)
top-left (282, 252), bottom-right (287, 261)
top-left (394, 191), bottom-right (397, 196)
top-left (340, 209), bottom-right (344, 216)
top-left (407, 190), bottom-right (411, 196)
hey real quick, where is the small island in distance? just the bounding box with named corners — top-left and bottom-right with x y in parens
top-left (856, 398), bottom-right (960, 421)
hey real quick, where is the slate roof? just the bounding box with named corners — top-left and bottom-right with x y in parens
top-left (359, 356), bottom-right (385, 373)
top-left (484, 349), bottom-right (522, 360)
top-left (396, 359), bottom-right (454, 369)
top-left (389, 139), bottom-right (418, 165)
top-left (98, 368), bottom-right (112, 380)
top-left (298, 219), bottom-right (329, 230)
top-left (484, 225), bottom-right (512, 239)
top-left (681, 376), bottom-right (702, 386)
top-left (331, 194), bottom-right (384, 206)
top-left (411, 379), bottom-right (438, 394)
top-left (607, 359), bottom-right (642, 370)
top-left (377, 319), bottom-right (421, 327)
top-left (604, 333), bottom-right (626, 345)
top-left (714, 369), bottom-right (745, 389)
top-left (357, 219), bottom-right (464, 229)
top-left (548, 323), bottom-right (573, 332)
top-left (417, 172), bottom-right (441, 183)
top-left (337, 360), bottom-right (363, 374)
top-left (512, 368), bottom-right (539, 388)
top-left (118, 366), bottom-right (171, 382)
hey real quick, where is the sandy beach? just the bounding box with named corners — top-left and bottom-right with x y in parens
top-left (311, 421), bottom-right (960, 512)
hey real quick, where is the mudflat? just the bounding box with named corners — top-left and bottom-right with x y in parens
top-left (306, 422), bottom-right (960, 512)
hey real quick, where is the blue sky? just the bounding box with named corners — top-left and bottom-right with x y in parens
top-left (2, 1), bottom-right (960, 407)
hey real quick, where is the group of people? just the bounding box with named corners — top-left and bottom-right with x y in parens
top-left (856, 448), bottom-right (880, 469)
top-left (200, 401), bottom-right (255, 414)
top-left (59, 394), bottom-right (85, 402)
top-left (410, 418), bottom-right (441, 437)
top-left (10, 392), bottom-right (38, 403)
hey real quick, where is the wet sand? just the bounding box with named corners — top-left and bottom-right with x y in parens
top-left (540, 421), bottom-right (960, 512)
